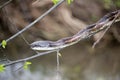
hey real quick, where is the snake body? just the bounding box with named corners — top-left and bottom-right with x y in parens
top-left (31, 10), bottom-right (120, 50)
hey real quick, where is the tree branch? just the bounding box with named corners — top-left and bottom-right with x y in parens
top-left (0, 0), bottom-right (12, 9)
top-left (3, 9), bottom-right (120, 67)
top-left (4, 50), bottom-right (57, 67)
top-left (0, 0), bottom-right (65, 46)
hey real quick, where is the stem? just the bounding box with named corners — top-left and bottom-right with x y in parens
top-left (56, 50), bottom-right (61, 80)
top-left (4, 50), bottom-right (57, 67)
top-left (0, 0), bottom-right (12, 9)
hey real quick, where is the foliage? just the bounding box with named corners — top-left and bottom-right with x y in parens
top-left (103, 0), bottom-right (120, 9)
top-left (1, 40), bottom-right (7, 48)
top-left (0, 64), bottom-right (5, 72)
top-left (52, 0), bottom-right (60, 5)
top-left (23, 61), bottom-right (32, 70)
top-left (103, 0), bottom-right (112, 9)
top-left (114, 0), bottom-right (120, 7)
top-left (66, 0), bottom-right (73, 5)
top-left (52, 0), bottom-right (73, 5)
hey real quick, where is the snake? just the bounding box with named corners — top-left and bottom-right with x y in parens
top-left (30, 10), bottom-right (120, 51)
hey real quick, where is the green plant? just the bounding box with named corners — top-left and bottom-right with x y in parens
top-left (0, 64), bottom-right (5, 72)
top-left (52, 0), bottom-right (73, 5)
top-left (23, 61), bottom-right (32, 70)
top-left (1, 40), bottom-right (7, 48)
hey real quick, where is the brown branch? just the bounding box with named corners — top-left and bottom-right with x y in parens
top-left (0, 0), bottom-right (12, 9)
top-left (3, 9), bottom-right (120, 67)
top-left (0, 0), bottom-right (65, 46)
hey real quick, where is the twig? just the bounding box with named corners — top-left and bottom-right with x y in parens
top-left (0, 0), bottom-right (65, 46)
top-left (4, 10), bottom-right (120, 67)
top-left (92, 11), bottom-right (120, 48)
top-left (4, 50), bottom-right (57, 67)
top-left (0, 0), bottom-right (12, 9)
top-left (56, 50), bottom-right (60, 80)
top-left (1, 2), bottom-right (120, 68)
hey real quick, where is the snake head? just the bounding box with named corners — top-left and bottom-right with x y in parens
top-left (30, 41), bottom-right (53, 50)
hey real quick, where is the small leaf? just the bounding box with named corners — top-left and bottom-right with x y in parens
top-left (58, 52), bottom-right (62, 57)
top-left (1, 40), bottom-right (7, 48)
top-left (24, 61), bottom-right (32, 70)
top-left (0, 64), bottom-right (5, 72)
top-left (25, 61), bottom-right (32, 65)
top-left (52, 0), bottom-right (60, 5)
top-left (67, 0), bottom-right (73, 5)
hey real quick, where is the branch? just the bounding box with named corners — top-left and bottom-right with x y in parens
top-left (3, 9), bottom-right (120, 67)
top-left (0, 0), bottom-right (65, 46)
top-left (0, 0), bottom-right (12, 9)
top-left (4, 50), bottom-right (57, 67)
top-left (30, 9), bottom-right (120, 51)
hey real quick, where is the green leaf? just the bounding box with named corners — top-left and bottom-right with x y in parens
top-left (23, 61), bottom-right (32, 70)
top-left (52, 0), bottom-right (60, 5)
top-left (0, 64), bottom-right (5, 72)
top-left (1, 40), bottom-right (7, 48)
top-left (67, 0), bottom-right (73, 5)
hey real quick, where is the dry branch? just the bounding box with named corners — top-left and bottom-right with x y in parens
top-left (0, 0), bottom-right (65, 46)
top-left (3, 9), bottom-right (120, 67)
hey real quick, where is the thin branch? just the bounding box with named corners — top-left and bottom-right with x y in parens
top-left (92, 11), bottom-right (120, 48)
top-left (4, 50), bottom-right (57, 67)
top-left (56, 50), bottom-right (61, 80)
top-left (3, 10), bottom-right (120, 67)
top-left (0, 0), bottom-right (12, 9)
top-left (30, 9), bottom-right (120, 51)
top-left (0, 0), bottom-right (65, 46)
